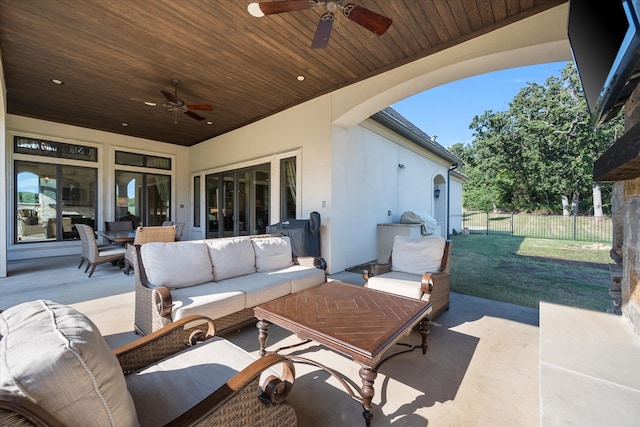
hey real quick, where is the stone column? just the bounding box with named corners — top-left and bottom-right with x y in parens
top-left (619, 89), bottom-right (640, 336)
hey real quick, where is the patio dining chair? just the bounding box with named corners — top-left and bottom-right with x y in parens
top-left (75, 224), bottom-right (127, 278)
top-left (105, 220), bottom-right (134, 232)
top-left (122, 225), bottom-right (177, 275)
top-left (162, 220), bottom-right (186, 241)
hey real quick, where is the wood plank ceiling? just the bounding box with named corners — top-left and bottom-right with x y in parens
top-left (0, 0), bottom-right (567, 147)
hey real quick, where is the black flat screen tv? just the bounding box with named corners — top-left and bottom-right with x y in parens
top-left (568, 0), bottom-right (640, 124)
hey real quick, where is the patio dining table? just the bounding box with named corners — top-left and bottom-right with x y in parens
top-left (95, 230), bottom-right (135, 245)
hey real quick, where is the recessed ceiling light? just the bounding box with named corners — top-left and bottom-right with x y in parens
top-left (121, 122), bottom-right (129, 127)
top-left (144, 101), bottom-right (156, 107)
top-left (51, 79), bottom-right (63, 85)
top-left (206, 121), bottom-right (213, 125)
top-left (296, 75), bottom-right (305, 81)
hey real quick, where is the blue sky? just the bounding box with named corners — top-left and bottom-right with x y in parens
top-left (391, 61), bottom-right (569, 148)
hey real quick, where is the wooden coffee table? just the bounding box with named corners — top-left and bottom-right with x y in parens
top-left (254, 281), bottom-right (432, 426)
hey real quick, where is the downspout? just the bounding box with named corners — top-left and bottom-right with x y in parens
top-left (446, 163), bottom-right (459, 238)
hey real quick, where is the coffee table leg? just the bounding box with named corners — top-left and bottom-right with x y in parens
top-left (359, 366), bottom-right (377, 427)
top-left (257, 319), bottom-right (270, 356)
top-left (419, 317), bottom-right (430, 354)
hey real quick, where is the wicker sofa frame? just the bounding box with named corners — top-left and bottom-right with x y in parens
top-left (0, 315), bottom-right (297, 427)
top-left (363, 240), bottom-right (451, 319)
top-left (132, 235), bottom-right (327, 336)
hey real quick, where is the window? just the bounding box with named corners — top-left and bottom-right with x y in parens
top-left (115, 171), bottom-right (171, 227)
top-left (15, 136), bottom-right (97, 162)
top-left (14, 136), bottom-right (98, 244)
top-left (115, 151), bottom-right (172, 227)
top-left (15, 161), bottom-right (97, 243)
top-left (193, 175), bottom-right (201, 228)
top-left (115, 151), bottom-right (171, 170)
top-left (280, 157), bottom-right (296, 220)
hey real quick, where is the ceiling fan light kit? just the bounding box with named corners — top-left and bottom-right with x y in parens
top-left (247, 0), bottom-right (392, 48)
top-left (161, 78), bottom-right (213, 124)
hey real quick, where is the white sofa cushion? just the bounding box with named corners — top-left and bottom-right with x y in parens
top-left (142, 241), bottom-right (214, 289)
top-left (391, 235), bottom-right (446, 275)
top-left (252, 236), bottom-right (294, 272)
top-left (0, 300), bottom-right (140, 427)
top-left (171, 281), bottom-right (246, 322)
top-left (219, 273), bottom-right (292, 307)
top-left (206, 237), bottom-right (256, 281)
top-left (260, 264), bottom-right (326, 293)
top-left (126, 336), bottom-right (277, 427)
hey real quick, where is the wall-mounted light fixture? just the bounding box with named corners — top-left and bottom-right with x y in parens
top-left (434, 186), bottom-right (440, 199)
top-left (398, 163), bottom-right (405, 171)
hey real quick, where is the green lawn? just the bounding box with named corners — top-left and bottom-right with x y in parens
top-left (449, 234), bottom-right (612, 311)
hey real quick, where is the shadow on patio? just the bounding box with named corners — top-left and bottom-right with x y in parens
top-left (2, 254), bottom-right (540, 426)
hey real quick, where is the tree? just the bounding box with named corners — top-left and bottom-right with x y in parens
top-left (462, 62), bottom-right (623, 214)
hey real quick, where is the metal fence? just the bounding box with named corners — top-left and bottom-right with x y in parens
top-left (461, 211), bottom-right (613, 244)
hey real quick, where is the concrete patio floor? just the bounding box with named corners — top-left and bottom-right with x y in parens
top-left (1, 254), bottom-right (638, 426)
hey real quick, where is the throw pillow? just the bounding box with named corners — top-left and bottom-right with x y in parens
top-left (0, 300), bottom-right (140, 426)
top-left (252, 236), bottom-right (294, 272)
top-left (391, 235), bottom-right (446, 275)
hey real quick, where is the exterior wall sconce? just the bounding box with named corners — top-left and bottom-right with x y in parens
top-left (434, 186), bottom-right (440, 199)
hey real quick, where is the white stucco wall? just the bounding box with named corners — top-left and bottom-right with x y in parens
top-left (188, 94), bottom-right (336, 266)
top-left (330, 119), bottom-right (463, 272)
top-left (449, 173), bottom-right (465, 234)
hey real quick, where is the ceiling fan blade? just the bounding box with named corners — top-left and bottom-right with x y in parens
top-left (186, 104), bottom-right (213, 110)
top-left (161, 90), bottom-right (178, 103)
top-left (184, 110), bottom-right (206, 121)
top-left (342, 4), bottom-right (392, 35)
top-left (248, 1), bottom-right (311, 17)
top-left (311, 12), bottom-right (334, 49)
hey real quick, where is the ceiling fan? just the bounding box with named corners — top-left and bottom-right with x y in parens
top-left (161, 79), bottom-right (212, 124)
top-left (247, 0), bottom-right (392, 49)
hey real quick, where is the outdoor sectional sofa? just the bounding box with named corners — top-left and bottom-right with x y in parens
top-left (133, 234), bottom-right (327, 335)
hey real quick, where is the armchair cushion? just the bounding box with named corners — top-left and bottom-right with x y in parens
top-left (0, 300), bottom-right (139, 427)
top-left (252, 236), bottom-right (294, 272)
top-left (391, 235), bottom-right (446, 275)
top-left (142, 241), bottom-right (214, 288)
top-left (126, 336), bottom-right (273, 427)
top-left (365, 271), bottom-right (424, 299)
top-left (206, 237), bottom-right (256, 281)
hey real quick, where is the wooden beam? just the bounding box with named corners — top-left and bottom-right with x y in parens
top-left (594, 120), bottom-right (640, 181)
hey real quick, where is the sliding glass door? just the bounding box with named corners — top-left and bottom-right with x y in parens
top-left (206, 163), bottom-right (269, 238)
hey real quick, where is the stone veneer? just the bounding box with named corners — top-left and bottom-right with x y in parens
top-left (614, 89), bottom-right (640, 336)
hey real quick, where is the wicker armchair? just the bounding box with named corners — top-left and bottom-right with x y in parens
top-left (0, 307), bottom-right (297, 427)
top-left (75, 224), bottom-right (127, 277)
top-left (363, 237), bottom-right (451, 319)
top-left (123, 225), bottom-right (177, 276)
